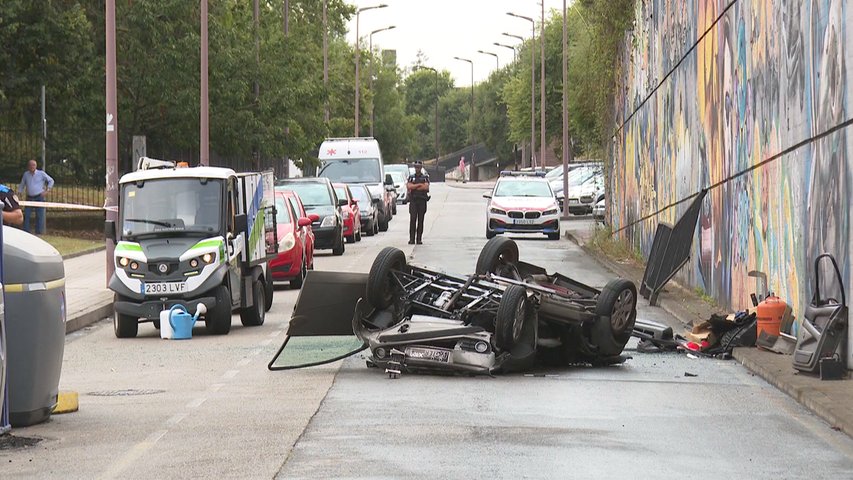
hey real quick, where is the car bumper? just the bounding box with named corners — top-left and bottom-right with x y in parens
top-left (487, 216), bottom-right (560, 234)
top-left (270, 248), bottom-right (302, 280)
top-left (114, 296), bottom-right (217, 321)
top-left (312, 226), bottom-right (340, 249)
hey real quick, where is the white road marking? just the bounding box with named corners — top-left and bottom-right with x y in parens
top-left (98, 429), bottom-right (168, 480)
top-left (222, 369), bottom-right (240, 380)
top-left (166, 413), bottom-right (187, 426)
top-left (186, 397), bottom-right (207, 409)
top-left (237, 357), bottom-right (251, 367)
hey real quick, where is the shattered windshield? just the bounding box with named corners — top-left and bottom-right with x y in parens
top-left (120, 178), bottom-right (223, 238)
top-left (319, 158), bottom-right (381, 183)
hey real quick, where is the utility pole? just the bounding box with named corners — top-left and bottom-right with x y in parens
top-left (41, 85), bottom-right (46, 170)
top-left (540, 1), bottom-right (546, 170)
top-left (252, 0), bottom-right (260, 171)
top-left (506, 15), bottom-right (536, 168)
top-left (200, 0), bottom-right (209, 166)
top-left (105, 0), bottom-right (118, 284)
top-left (354, 4), bottom-right (388, 137)
top-left (323, 0), bottom-right (329, 124)
top-left (561, 0), bottom-right (574, 219)
top-left (369, 26), bottom-right (396, 138)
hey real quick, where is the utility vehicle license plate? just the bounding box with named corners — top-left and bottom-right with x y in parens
top-left (513, 219), bottom-right (535, 225)
top-left (406, 347), bottom-right (450, 363)
top-left (568, 199), bottom-right (580, 204)
top-left (144, 282), bottom-right (187, 295)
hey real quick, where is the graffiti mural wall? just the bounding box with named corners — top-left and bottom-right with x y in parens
top-left (611, 0), bottom-right (852, 316)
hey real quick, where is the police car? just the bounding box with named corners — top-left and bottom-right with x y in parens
top-left (483, 171), bottom-right (561, 240)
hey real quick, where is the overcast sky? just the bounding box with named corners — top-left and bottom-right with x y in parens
top-left (344, 0), bottom-right (574, 87)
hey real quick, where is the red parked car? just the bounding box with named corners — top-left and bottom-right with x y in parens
top-left (333, 183), bottom-right (362, 243)
top-left (269, 191), bottom-right (317, 289)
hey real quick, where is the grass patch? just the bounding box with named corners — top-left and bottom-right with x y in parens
top-left (587, 226), bottom-right (644, 264)
top-left (39, 234), bottom-right (103, 257)
top-left (693, 287), bottom-right (717, 306)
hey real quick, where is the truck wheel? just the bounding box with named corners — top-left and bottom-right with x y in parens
top-left (204, 285), bottom-right (232, 335)
top-left (475, 237), bottom-right (520, 280)
top-left (591, 279), bottom-right (637, 356)
top-left (495, 285), bottom-right (529, 351)
top-left (263, 274), bottom-right (274, 312)
top-left (113, 296), bottom-right (138, 338)
top-left (240, 279), bottom-right (266, 326)
top-left (366, 247), bottom-right (407, 309)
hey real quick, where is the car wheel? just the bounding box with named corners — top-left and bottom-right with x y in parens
top-left (547, 232), bottom-right (560, 240)
top-left (263, 274), bottom-right (274, 312)
top-left (373, 218), bottom-right (379, 235)
top-left (378, 214), bottom-right (389, 232)
top-left (290, 256), bottom-right (307, 289)
top-left (332, 230), bottom-right (345, 255)
top-left (475, 237), bottom-right (521, 280)
top-left (590, 279), bottom-right (637, 356)
top-left (392, 202), bottom-right (397, 215)
top-left (240, 278), bottom-right (266, 327)
top-left (356, 228), bottom-right (362, 242)
top-left (204, 285), bottom-right (232, 335)
top-left (113, 295), bottom-right (138, 338)
top-left (366, 247), bottom-right (408, 310)
top-left (346, 233), bottom-right (355, 243)
top-left (486, 228), bottom-right (496, 239)
top-left (495, 285), bottom-right (528, 351)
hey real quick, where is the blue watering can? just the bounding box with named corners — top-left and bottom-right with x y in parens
top-left (168, 304), bottom-right (206, 340)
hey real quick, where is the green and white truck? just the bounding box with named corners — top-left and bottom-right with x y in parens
top-left (105, 157), bottom-right (277, 338)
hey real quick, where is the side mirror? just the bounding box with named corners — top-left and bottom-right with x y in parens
top-left (297, 217), bottom-right (313, 227)
top-left (482, 193), bottom-right (492, 199)
top-left (308, 213), bottom-right (320, 222)
top-left (384, 174), bottom-right (393, 185)
top-left (338, 198), bottom-right (348, 207)
top-left (235, 213), bottom-right (248, 234)
top-left (352, 199), bottom-right (359, 205)
top-left (105, 220), bottom-right (116, 242)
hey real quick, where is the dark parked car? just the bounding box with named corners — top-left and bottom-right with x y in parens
top-left (276, 177), bottom-right (345, 256)
top-left (350, 183), bottom-right (379, 236)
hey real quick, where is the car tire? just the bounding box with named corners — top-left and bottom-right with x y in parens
top-left (263, 274), bottom-right (274, 312)
top-left (495, 285), bottom-right (528, 351)
top-left (392, 202), bottom-right (397, 215)
top-left (591, 279), bottom-right (637, 356)
top-left (240, 278), bottom-right (266, 327)
top-left (366, 247), bottom-right (408, 310)
top-left (346, 233), bottom-right (355, 243)
top-left (332, 230), bottom-right (345, 255)
top-left (547, 232), bottom-right (560, 240)
top-left (356, 228), bottom-right (362, 242)
top-left (204, 285), bottom-right (232, 335)
top-left (290, 256), bottom-right (307, 289)
top-left (475, 237), bottom-right (520, 280)
top-left (486, 228), bottom-right (496, 239)
top-left (378, 214), bottom-right (389, 232)
top-left (373, 219), bottom-right (379, 235)
top-left (113, 295), bottom-right (138, 338)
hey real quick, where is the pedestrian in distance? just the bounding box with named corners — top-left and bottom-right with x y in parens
top-left (458, 156), bottom-right (467, 183)
top-left (18, 159), bottom-right (55, 234)
top-left (407, 160), bottom-right (430, 245)
top-left (0, 183), bottom-right (23, 226)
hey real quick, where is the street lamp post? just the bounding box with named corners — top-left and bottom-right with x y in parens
top-left (561, 0), bottom-right (574, 219)
top-left (506, 13), bottom-right (536, 169)
top-left (493, 42), bottom-right (516, 62)
top-left (416, 66), bottom-right (441, 163)
top-left (539, 2), bottom-right (546, 171)
top-left (477, 49), bottom-right (499, 69)
top-left (369, 25), bottom-right (396, 138)
top-left (453, 56), bottom-right (475, 180)
top-left (354, 4), bottom-right (388, 137)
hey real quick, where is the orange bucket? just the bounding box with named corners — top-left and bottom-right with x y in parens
top-left (756, 295), bottom-right (787, 339)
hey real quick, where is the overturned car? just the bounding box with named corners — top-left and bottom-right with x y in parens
top-left (269, 237), bottom-right (637, 376)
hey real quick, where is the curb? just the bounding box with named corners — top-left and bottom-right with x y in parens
top-left (62, 245), bottom-right (106, 261)
top-left (66, 302), bottom-right (113, 334)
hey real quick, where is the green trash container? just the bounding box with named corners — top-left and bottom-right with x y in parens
top-left (3, 227), bottom-right (66, 427)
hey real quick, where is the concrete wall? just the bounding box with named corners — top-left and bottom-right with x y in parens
top-left (610, 0), bottom-right (852, 317)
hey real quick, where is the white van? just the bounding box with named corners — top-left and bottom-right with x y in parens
top-left (317, 137), bottom-right (394, 231)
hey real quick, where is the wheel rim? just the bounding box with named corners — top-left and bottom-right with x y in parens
top-left (610, 289), bottom-right (634, 333)
top-left (257, 283), bottom-right (265, 321)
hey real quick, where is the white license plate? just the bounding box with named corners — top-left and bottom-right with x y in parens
top-left (406, 347), bottom-right (450, 363)
top-left (568, 199), bottom-right (580, 204)
top-left (144, 282), bottom-right (187, 294)
top-left (513, 219), bottom-right (536, 225)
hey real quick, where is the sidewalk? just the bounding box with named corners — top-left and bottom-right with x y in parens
top-left (63, 249), bottom-right (113, 333)
top-left (564, 220), bottom-right (853, 438)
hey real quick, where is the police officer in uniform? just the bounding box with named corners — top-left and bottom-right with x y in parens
top-left (406, 160), bottom-right (430, 245)
top-left (0, 184), bottom-right (23, 226)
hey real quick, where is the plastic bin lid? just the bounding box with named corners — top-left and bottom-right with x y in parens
top-left (3, 226), bottom-right (64, 284)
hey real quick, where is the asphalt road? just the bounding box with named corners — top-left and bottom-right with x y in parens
top-left (3, 182), bottom-right (853, 479)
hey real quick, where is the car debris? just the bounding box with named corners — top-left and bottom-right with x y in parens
top-left (269, 237), bottom-right (638, 377)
